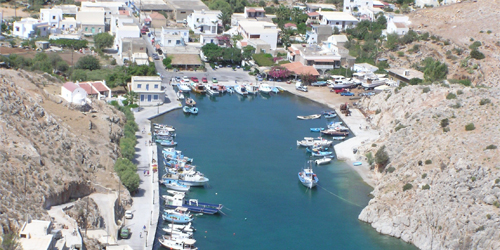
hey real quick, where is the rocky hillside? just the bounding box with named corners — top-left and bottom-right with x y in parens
top-left (357, 85), bottom-right (500, 249)
top-left (0, 69), bottom-right (127, 233)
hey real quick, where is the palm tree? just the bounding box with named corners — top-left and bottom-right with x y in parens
top-left (218, 11), bottom-right (232, 32)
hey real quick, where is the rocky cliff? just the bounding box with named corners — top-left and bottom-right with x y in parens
top-left (357, 85), bottom-right (500, 249)
top-left (0, 69), bottom-right (127, 233)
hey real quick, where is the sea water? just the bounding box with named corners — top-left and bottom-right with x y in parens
top-left (152, 92), bottom-right (417, 250)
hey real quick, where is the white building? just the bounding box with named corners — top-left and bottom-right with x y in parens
top-left (353, 62), bottom-right (378, 73)
top-left (187, 9), bottom-right (221, 34)
top-left (77, 81), bottom-right (112, 100)
top-left (200, 33), bottom-right (219, 45)
top-left (13, 18), bottom-right (49, 39)
top-left (287, 43), bottom-right (341, 75)
top-left (59, 17), bottom-right (77, 32)
top-left (128, 76), bottom-right (164, 106)
top-left (343, 0), bottom-right (373, 12)
top-left (238, 20), bottom-right (280, 51)
top-left (77, 7), bottom-right (105, 35)
top-left (160, 27), bottom-right (189, 47)
top-left (81, 1), bottom-right (125, 16)
top-left (40, 8), bottom-right (63, 28)
top-left (61, 82), bottom-right (87, 105)
top-left (19, 220), bottom-right (56, 250)
top-left (115, 24), bottom-right (140, 52)
top-left (415, 0), bottom-right (457, 7)
top-left (318, 11), bottom-right (358, 31)
top-left (386, 15), bottom-right (410, 35)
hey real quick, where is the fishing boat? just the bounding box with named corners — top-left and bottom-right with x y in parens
top-left (185, 98), bottom-right (196, 107)
top-left (177, 83), bottom-right (192, 92)
top-left (324, 113), bottom-right (337, 119)
top-left (160, 179), bottom-right (191, 192)
top-left (177, 91), bottom-right (185, 100)
top-left (327, 123), bottom-right (349, 132)
top-left (206, 84), bottom-right (220, 95)
top-left (158, 236), bottom-right (197, 250)
top-left (163, 148), bottom-right (193, 163)
top-left (259, 84), bottom-right (272, 94)
top-left (234, 85), bottom-right (248, 96)
top-left (298, 161), bottom-right (318, 189)
top-left (161, 228), bottom-right (193, 238)
top-left (190, 83), bottom-right (207, 94)
top-left (311, 81), bottom-right (328, 86)
top-left (226, 86), bottom-right (234, 94)
top-left (332, 136), bottom-right (346, 140)
top-left (156, 139), bottom-right (178, 147)
top-left (311, 151), bottom-right (333, 157)
top-left (315, 157), bottom-right (332, 165)
top-left (153, 123), bottom-right (175, 132)
top-left (321, 129), bottom-right (349, 136)
top-left (245, 84), bottom-right (259, 95)
top-left (305, 145), bottom-right (329, 153)
top-left (271, 87), bottom-right (280, 94)
top-left (216, 84), bottom-right (227, 94)
top-left (310, 128), bottom-right (325, 132)
top-left (162, 222), bottom-right (196, 233)
top-left (163, 192), bottom-right (223, 214)
top-left (297, 137), bottom-right (332, 147)
top-left (178, 171), bottom-right (209, 186)
top-left (162, 207), bottom-right (194, 224)
top-left (297, 114), bottom-right (321, 120)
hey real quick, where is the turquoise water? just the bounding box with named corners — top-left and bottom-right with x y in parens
top-left (152, 93), bottom-right (417, 250)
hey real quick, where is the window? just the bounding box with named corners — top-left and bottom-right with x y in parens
top-left (146, 84), bottom-right (149, 90)
top-left (153, 95), bottom-right (159, 100)
top-left (85, 27), bottom-right (88, 32)
top-left (336, 22), bottom-right (340, 25)
top-left (168, 40), bottom-right (171, 44)
top-left (154, 84), bottom-right (159, 89)
top-left (16, 27), bottom-right (19, 32)
top-left (137, 84), bottom-right (142, 89)
top-left (53, 16), bottom-right (56, 20)
top-left (181, 11), bottom-right (186, 14)
top-left (140, 95), bottom-right (144, 102)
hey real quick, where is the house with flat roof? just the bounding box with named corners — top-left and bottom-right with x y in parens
top-left (120, 37), bottom-right (148, 61)
top-left (317, 11), bottom-right (358, 31)
top-left (244, 7), bottom-right (266, 18)
top-left (306, 25), bottom-right (333, 44)
top-left (128, 76), bottom-right (164, 106)
top-left (287, 44), bottom-right (341, 75)
top-left (160, 27), bottom-right (189, 46)
top-left (231, 7), bottom-right (274, 26)
top-left (77, 7), bottom-right (105, 35)
top-left (387, 68), bottom-right (424, 85)
top-left (187, 9), bottom-right (221, 34)
top-left (13, 18), bottom-right (49, 39)
top-left (148, 12), bottom-right (167, 28)
top-left (115, 23), bottom-right (140, 51)
top-left (40, 8), bottom-right (63, 28)
top-left (164, 0), bottom-right (209, 21)
top-left (238, 20), bottom-right (280, 51)
top-left (305, 3), bottom-right (337, 12)
top-left (386, 15), bottom-right (410, 35)
top-left (343, 0), bottom-right (373, 12)
top-left (81, 1), bottom-right (125, 16)
top-left (19, 220), bottom-right (56, 250)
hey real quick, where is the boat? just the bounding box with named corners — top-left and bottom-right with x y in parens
top-left (153, 123), bottom-right (175, 132)
top-left (226, 86), bottom-right (234, 94)
top-left (298, 161), bottom-right (318, 188)
top-left (162, 169), bottom-right (209, 187)
top-left (206, 84), bottom-right (220, 95)
top-left (216, 84), bottom-right (227, 94)
top-left (305, 145), bottom-right (329, 153)
top-left (177, 83), bottom-right (192, 92)
top-left (327, 124), bottom-right (349, 132)
top-left (297, 137), bottom-right (332, 147)
top-left (191, 83), bottom-right (207, 94)
top-left (234, 85), bottom-right (248, 96)
top-left (158, 236), bottom-right (197, 250)
top-left (311, 151), bottom-right (333, 157)
top-left (161, 228), bottom-right (193, 238)
top-left (332, 136), bottom-right (346, 140)
top-left (271, 87), bottom-right (279, 94)
top-left (177, 91), bottom-right (185, 100)
top-left (324, 113), bottom-right (337, 119)
top-left (156, 139), bottom-right (178, 147)
top-left (321, 129), bottom-right (349, 136)
top-left (163, 192), bottom-right (223, 214)
top-left (259, 84), bottom-right (272, 94)
top-left (162, 222), bottom-right (196, 233)
top-left (245, 84), bottom-right (259, 95)
top-left (189, 107), bottom-right (198, 114)
top-left (310, 128), bottom-right (325, 132)
top-left (311, 81), bottom-right (328, 86)
top-left (163, 148), bottom-right (193, 163)
top-left (183, 106), bottom-right (191, 113)
top-left (297, 114), bottom-right (321, 120)
top-left (162, 207), bottom-right (194, 224)
top-left (185, 98), bottom-right (196, 107)
top-left (315, 157), bottom-right (332, 165)
top-left (353, 162), bottom-right (362, 166)
top-left (160, 179), bottom-right (191, 192)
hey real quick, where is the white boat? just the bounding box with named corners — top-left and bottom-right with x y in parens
top-left (234, 85), bottom-right (248, 96)
top-left (298, 161), bottom-right (318, 188)
top-left (297, 137), bottom-right (333, 147)
top-left (206, 84), bottom-right (220, 95)
top-left (245, 84), bottom-right (259, 95)
top-left (160, 179), bottom-right (191, 192)
top-left (153, 123), bottom-right (175, 131)
top-left (297, 114), bottom-right (321, 120)
top-left (159, 236), bottom-right (197, 250)
top-left (163, 222), bottom-right (196, 233)
top-left (315, 157), bottom-right (332, 165)
top-left (178, 171), bottom-right (210, 186)
top-left (160, 228), bottom-right (193, 238)
top-left (259, 84), bottom-right (272, 94)
top-left (177, 83), bottom-right (191, 92)
top-left (177, 91), bottom-right (185, 100)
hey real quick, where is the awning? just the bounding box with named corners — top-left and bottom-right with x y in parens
top-left (314, 59), bottom-right (336, 62)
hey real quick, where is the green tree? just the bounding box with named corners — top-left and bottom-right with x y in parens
top-left (375, 145), bottom-right (390, 167)
top-left (56, 60), bottom-right (69, 72)
top-left (470, 49), bottom-right (485, 59)
top-left (385, 33), bottom-right (399, 50)
top-left (121, 170), bottom-right (140, 192)
top-left (1, 232), bottom-right (21, 250)
top-left (333, 26), bottom-right (340, 35)
top-left (93, 32), bottom-right (114, 50)
top-left (259, 0), bottom-right (266, 7)
top-left (163, 56), bottom-right (172, 67)
top-left (231, 34), bottom-right (243, 45)
top-left (75, 55), bottom-right (101, 70)
top-left (242, 46), bottom-right (255, 60)
top-left (423, 59), bottom-right (448, 82)
top-left (70, 69), bottom-right (88, 81)
top-left (217, 10), bottom-right (232, 31)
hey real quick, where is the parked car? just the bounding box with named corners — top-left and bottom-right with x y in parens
top-left (191, 77), bottom-right (199, 83)
top-left (119, 227), bottom-right (130, 239)
top-left (340, 91), bottom-right (355, 96)
top-left (152, 53), bottom-right (160, 60)
top-left (202, 77), bottom-right (208, 83)
top-left (175, 76), bottom-right (181, 82)
top-left (212, 77), bottom-right (218, 83)
top-left (125, 211), bottom-right (133, 219)
top-left (334, 88), bottom-right (345, 94)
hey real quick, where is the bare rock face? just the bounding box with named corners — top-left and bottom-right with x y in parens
top-left (0, 69), bottom-right (125, 231)
top-left (65, 198), bottom-right (104, 230)
top-left (357, 85), bottom-right (500, 250)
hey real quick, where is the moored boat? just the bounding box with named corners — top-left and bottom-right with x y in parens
top-left (160, 179), bottom-right (191, 192)
top-left (311, 151), bottom-right (333, 157)
top-left (234, 85), bottom-right (248, 96)
top-left (185, 98), bottom-right (196, 107)
top-left (298, 161), bottom-right (318, 189)
top-left (158, 236), bottom-right (197, 250)
top-left (297, 137), bottom-right (332, 147)
top-left (162, 207), bottom-right (194, 224)
top-left (310, 128), bottom-right (325, 132)
top-left (162, 222), bottom-right (196, 233)
top-left (177, 91), bottom-right (185, 100)
top-left (321, 129), bottom-right (349, 136)
top-left (156, 139), bottom-right (178, 147)
top-left (191, 83), bottom-right (206, 94)
top-left (245, 84), bottom-right (258, 95)
top-left (163, 192), bottom-right (223, 214)
top-left (315, 157), bottom-right (332, 165)
top-left (297, 114), bottom-right (321, 120)
top-left (259, 84), bottom-right (272, 94)
top-left (206, 84), bottom-right (220, 95)
top-left (177, 83), bottom-right (192, 92)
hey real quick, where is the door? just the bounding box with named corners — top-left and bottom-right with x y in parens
top-left (140, 94), bottom-right (144, 102)
top-left (147, 95), bottom-right (152, 102)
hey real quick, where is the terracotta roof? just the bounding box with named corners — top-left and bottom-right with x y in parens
top-left (246, 9), bottom-right (256, 13)
top-left (119, 10), bottom-right (130, 16)
top-left (246, 8), bottom-right (265, 12)
top-left (62, 82), bottom-right (79, 92)
top-left (307, 12), bottom-right (320, 17)
top-left (284, 23), bottom-right (297, 28)
top-left (77, 82), bottom-right (94, 94)
top-left (150, 12), bottom-right (166, 20)
top-left (90, 81), bottom-right (109, 92)
top-left (240, 41), bottom-right (248, 47)
top-left (282, 62), bottom-right (320, 76)
top-left (144, 18), bottom-right (151, 22)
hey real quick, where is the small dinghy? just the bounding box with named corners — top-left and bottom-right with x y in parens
top-left (315, 157), bottom-right (332, 165)
top-left (297, 114), bottom-right (321, 120)
top-left (310, 128), bottom-right (325, 132)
